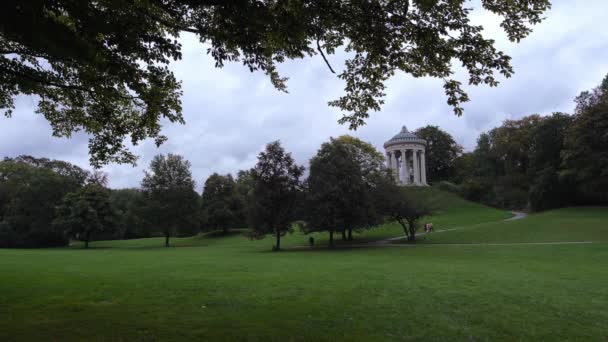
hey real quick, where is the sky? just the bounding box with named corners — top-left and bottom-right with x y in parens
top-left (1, 1), bottom-right (608, 191)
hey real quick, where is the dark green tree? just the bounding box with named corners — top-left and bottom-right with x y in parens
top-left (141, 154), bottom-right (199, 247)
top-left (1, 0), bottom-right (550, 165)
top-left (54, 184), bottom-right (116, 248)
top-left (0, 156), bottom-right (87, 247)
top-left (305, 139), bottom-right (366, 247)
top-left (200, 173), bottom-right (239, 234)
top-left (248, 141), bottom-right (303, 251)
top-left (460, 115), bottom-right (544, 209)
top-left (374, 179), bottom-right (432, 243)
top-left (305, 136), bottom-right (384, 246)
top-left (561, 75), bottom-right (608, 205)
top-left (233, 170), bottom-right (254, 227)
top-left (452, 152), bottom-right (475, 184)
top-left (335, 135), bottom-right (387, 239)
top-left (414, 126), bottom-right (463, 182)
top-left (109, 188), bottom-right (149, 239)
top-left (527, 113), bottom-right (574, 211)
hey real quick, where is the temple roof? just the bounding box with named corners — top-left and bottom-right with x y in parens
top-left (383, 126), bottom-right (427, 148)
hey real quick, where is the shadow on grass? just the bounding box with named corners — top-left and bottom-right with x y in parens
top-left (199, 229), bottom-right (249, 239)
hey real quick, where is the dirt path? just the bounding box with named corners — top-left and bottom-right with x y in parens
top-left (507, 211), bottom-right (528, 220)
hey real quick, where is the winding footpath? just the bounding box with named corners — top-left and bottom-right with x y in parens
top-left (290, 211), bottom-right (595, 250)
top-left (371, 211), bottom-right (529, 246)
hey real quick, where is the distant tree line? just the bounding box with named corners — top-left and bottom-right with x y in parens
top-left (425, 75), bottom-right (608, 211)
top-left (2, 75), bottom-right (605, 249)
top-left (1, 135), bottom-right (430, 249)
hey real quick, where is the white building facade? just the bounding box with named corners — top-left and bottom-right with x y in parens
top-left (383, 126), bottom-right (428, 186)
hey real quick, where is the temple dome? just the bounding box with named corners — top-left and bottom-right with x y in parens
top-left (383, 126), bottom-right (426, 148)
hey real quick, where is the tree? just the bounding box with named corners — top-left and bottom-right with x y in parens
top-left (528, 113), bottom-right (574, 211)
top-left (54, 184), bottom-right (115, 248)
top-left (233, 170), bottom-right (254, 227)
top-left (109, 188), bottom-right (150, 239)
top-left (414, 126), bottom-right (463, 182)
top-left (248, 141), bottom-right (303, 251)
top-left (141, 154), bottom-right (199, 247)
top-left (305, 136), bottom-right (384, 246)
top-left (305, 138), bottom-right (366, 247)
top-left (375, 179), bottom-right (432, 243)
top-left (200, 173), bottom-right (239, 234)
top-left (459, 116), bottom-right (544, 209)
top-left (87, 171), bottom-right (109, 187)
top-left (561, 74), bottom-right (608, 205)
top-left (452, 152), bottom-right (475, 184)
top-left (1, 0), bottom-right (551, 165)
top-left (0, 156), bottom-right (87, 247)
top-left (334, 135), bottom-right (385, 178)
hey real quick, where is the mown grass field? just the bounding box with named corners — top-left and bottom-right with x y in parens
top-left (422, 207), bottom-right (608, 244)
top-left (1, 188), bottom-right (607, 341)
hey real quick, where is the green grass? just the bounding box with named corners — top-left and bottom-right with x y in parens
top-left (337, 186), bottom-right (513, 243)
top-left (422, 207), bottom-right (608, 244)
top-left (1, 188), bottom-right (607, 341)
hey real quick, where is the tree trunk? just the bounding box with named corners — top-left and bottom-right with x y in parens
top-left (275, 230), bottom-right (281, 251)
top-left (329, 230), bottom-right (334, 247)
top-left (165, 234), bottom-right (170, 247)
top-left (84, 231), bottom-right (90, 249)
top-left (341, 230), bottom-right (346, 240)
top-left (408, 222), bottom-right (416, 242)
top-left (84, 239), bottom-right (89, 249)
top-left (348, 228), bottom-right (353, 241)
top-left (397, 218), bottom-right (409, 240)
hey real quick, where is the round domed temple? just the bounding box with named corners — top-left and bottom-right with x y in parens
top-left (384, 126), bottom-right (428, 186)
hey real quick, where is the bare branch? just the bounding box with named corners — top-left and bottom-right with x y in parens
top-left (316, 39), bottom-right (335, 74)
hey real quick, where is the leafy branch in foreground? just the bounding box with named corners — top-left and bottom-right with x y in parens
top-left (1, 0), bottom-right (551, 165)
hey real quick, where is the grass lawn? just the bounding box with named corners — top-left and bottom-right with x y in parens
top-left (1, 189), bottom-right (607, 341)
top-left (422, 207), bottom-right (608, 244)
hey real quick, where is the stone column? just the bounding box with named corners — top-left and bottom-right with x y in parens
top-left (421, 150), bottom-right (427, 185)
top-left (390, 151), bottom-right (399, 181)
top-left (403, 149), bottom-right (410, 185)
top-left (412, 149), bottom-right (420, 185)
top-left (398, 150), bottom-right (404, 185)
top-left (385, 152), bottom-right (391, 170)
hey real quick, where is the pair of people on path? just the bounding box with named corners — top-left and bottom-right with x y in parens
top-left (424, 223), bottom-right (433, 233)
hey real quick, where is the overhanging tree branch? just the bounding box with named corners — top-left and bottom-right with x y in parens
top-left (317, 39), bottom-right (335, 74)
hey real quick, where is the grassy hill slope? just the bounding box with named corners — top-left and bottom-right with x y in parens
top-left (355, 186), bottom-right (512, 242)
top-left (423, 207), bottom-right (608, 244)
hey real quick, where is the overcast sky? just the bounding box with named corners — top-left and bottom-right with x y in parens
top-left (1, 1), bottom-right (607, 190)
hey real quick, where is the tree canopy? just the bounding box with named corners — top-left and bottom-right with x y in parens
top-left (374, 178), bottom-right (432, 242)
top-left (0, 156), bottom-right (87, 247)
top-left (1, 0), bottom-right (551, 165)
top-left (452, 72), bottom-right (608, 212)
top-left (305, 136), bottom-right (385, 245)
top-left (54, 184), bottom-right (116, 248)
top-left (248, 141), bottom-right (303, 251)
top-left (141, 153), bottom-right (199, 247)
top-left (561, 75), bottom-right (608, 205)
top-left (306, 138), bottom-right (369, 246)
top-left (200, 173), bottom-right (240, 233)
top-left (414, 126), bottom-right (463, 182)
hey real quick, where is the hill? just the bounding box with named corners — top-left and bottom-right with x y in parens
top-left (421, 207), bottom-right (608, 244)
